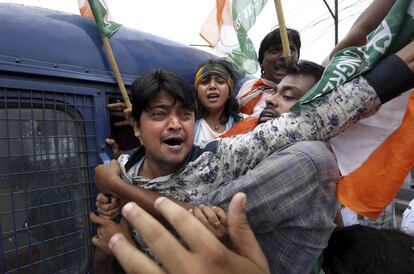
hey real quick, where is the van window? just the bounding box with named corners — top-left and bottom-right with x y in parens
top-left (0, 89), bottom-right (94, 273)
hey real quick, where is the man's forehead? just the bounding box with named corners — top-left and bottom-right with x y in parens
top-left (279, 74), bottom-right (316, 92)
top-left (146, 90), bottom-right (189, 110)
top-left (268, 39), bottom-right (298, 50)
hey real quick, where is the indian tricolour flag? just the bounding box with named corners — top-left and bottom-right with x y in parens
top-left (293, 0), bottom-right (414, 220)
top-left (293, 0), bottom-right (414, 110)
top-left (200, 0), bottom-right (268, 74)
top-left (78, 0), bottom-right (121, 38)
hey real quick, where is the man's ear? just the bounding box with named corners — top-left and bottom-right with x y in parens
top-left (132, 119), bottom-right (142, 143)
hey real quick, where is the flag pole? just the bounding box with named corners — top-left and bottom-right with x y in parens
top-left (101, 37), bottom-right (132, 109)
top-left (84, 0), bottom-right (131, 109)
top-left (273, 0), bottom-right (293, 67)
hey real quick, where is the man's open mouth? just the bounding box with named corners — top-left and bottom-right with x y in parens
top-left (274, 62), bottom-right (287, 74)
top-left (163, 137), bottom-right (184, 146)
top-left (261, 108), bottom-right (278, 118)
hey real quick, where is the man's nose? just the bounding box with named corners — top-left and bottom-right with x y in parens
top-left (168, 115), bottom-right (182, 130)
top-left (265, 94), bottom-right (279, 107)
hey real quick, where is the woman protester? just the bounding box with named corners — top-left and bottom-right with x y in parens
top-left (193, 58), bottom-right (245, 147)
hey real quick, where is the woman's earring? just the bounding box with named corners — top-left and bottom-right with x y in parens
top-left (261, 67), bottom-right (265, 77)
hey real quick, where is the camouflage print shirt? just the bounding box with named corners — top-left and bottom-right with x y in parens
top-left (118, 76), bottom-right (381, 201)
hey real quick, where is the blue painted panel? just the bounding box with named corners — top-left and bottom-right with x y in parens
top-left (0, 3), bottom-right (228, 86)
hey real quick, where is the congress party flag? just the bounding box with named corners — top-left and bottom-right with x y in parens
top-left (79, 0), bottom-right (121, 38)
top-left (200, 0), bottom-right (268, 74)
top-left (292, 0), bottom-right (414, 111)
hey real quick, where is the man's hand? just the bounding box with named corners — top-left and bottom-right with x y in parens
top-left (90, 212), bottom-right (132, 256)
top-left (107, 101), bottom-right (133, 127)
top-left (105, 138), bottom-right (121, 159)
top-left (108, 193), bottom-right (270, 274)
top-left (96, 193), bottom-right (122, 219)
top-left (94, 160), bottom-right (121, 195)
top-left (191, 205), bottom-right (228, 238)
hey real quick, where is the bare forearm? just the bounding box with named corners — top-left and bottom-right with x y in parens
top-left (329, 0), bottom-right (395, 58)
top-left (92, 249), bottom-right (117, 274)
top-left (106, 175), bottom-right (193, 221)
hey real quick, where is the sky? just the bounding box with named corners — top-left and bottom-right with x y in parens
top-left (0, 0), bottom-right (373, 74)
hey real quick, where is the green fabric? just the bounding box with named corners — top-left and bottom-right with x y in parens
top-left (88, 0), bottom-right (121, 38)
top-left (231, 0), bottom-right (268, 74)
top-left (292, 0), bottom-right (414, 112)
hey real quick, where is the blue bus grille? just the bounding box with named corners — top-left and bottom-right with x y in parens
top-left (0, 87), bottom-right (96, 273)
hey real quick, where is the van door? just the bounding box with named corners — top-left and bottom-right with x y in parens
top-left (0, 78), bottom-right (107, 273)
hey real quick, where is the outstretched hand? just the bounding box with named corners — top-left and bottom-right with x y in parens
top-left (108, 193), bottom-right (270, 274)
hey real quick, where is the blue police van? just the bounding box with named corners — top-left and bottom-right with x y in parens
top-left (0, 3), bottom-right (253, 273)
top-left (1, 3), bottom-right (413, 274)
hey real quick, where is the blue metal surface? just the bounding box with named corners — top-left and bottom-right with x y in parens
top-left (0, 3), bottom-right (224, 86)
top-left (0, 84), bottom-right (99, 273)
top-left (0, 3), bottom-right (254, 273)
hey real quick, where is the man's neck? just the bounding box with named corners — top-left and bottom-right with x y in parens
top-left (138, 158), bottom-right (178, 180)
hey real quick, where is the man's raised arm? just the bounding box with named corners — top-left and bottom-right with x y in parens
top-left (94, 160), bottom-right (193, 221)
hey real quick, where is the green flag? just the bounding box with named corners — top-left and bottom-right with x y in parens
top-left (292, 0), bottom-right (414, 112)
top-left (87, 0), bottom-right (121, 38)
top-left (232, 0), bottom-right (268, 74)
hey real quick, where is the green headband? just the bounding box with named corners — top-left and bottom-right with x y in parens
top-left (194, 63), bottom-right (234, 91)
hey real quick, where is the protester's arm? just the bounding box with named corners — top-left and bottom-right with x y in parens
top-left (221, 42), bottom-right (414, 177)
top-left (327, 0), bottom-right (395, 60)
top-left (109, 193), bottom-right (270, 274)
top-left (395, 40), bottom-right (414, 72)
top-left (92, 247), bottom-right (117, 274)
top-left (90, 214), bottom-right (132, 274)
top-left (95, 160), bottom-right (193, 222)
top-left (363, 41), bottom-right (414, 103)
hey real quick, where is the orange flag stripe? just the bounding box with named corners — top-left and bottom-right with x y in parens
top-left (220, 116), bottom-right (259, 138)
top-left (337, 91), bottom-right (414, 219)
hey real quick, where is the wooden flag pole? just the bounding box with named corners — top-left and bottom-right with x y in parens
top-left (273, 0), bottom-right (293, 67)
top-left (101, 36), bottom-right (132, 109)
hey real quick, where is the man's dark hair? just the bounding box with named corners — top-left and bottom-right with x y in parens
top-left (258, 28), bottom-right (301, 64)
top-left (288, 60), bottom-right (324, 82)
top-left (322, 224), bottom-right (414, 274)
top-left (131, 69), bottom-right (197, 120)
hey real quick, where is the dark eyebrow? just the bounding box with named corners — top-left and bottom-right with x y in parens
top-left (147, 101), bottom-right (193, 113)
top-left (278, 85), bottom-right (305, 95)
top-left (147, 103), bottom-right (174, 110)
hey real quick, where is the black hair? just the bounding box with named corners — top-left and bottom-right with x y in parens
top-left (382, 228), bottom-right (414, 257)
top-left (195, 58), bottom-right (243, 124)
top-left (322, 224), bottom-right (414, 274)
top-left (258, 28), bottom-right (301, 65)
top-left (131, 69), bottom-right (196, 121)
top-left (288, 60), bottom-right (324, 82)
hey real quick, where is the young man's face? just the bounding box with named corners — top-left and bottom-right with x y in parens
top-left (133, 90), bottom-right (195, 177)
top-left (259, 74), bottom-right (316, 124)
top-left (261, 39), bottom-right (299, 84)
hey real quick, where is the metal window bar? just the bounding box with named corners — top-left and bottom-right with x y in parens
top-left (0, 87), bottom-right (96, 273)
